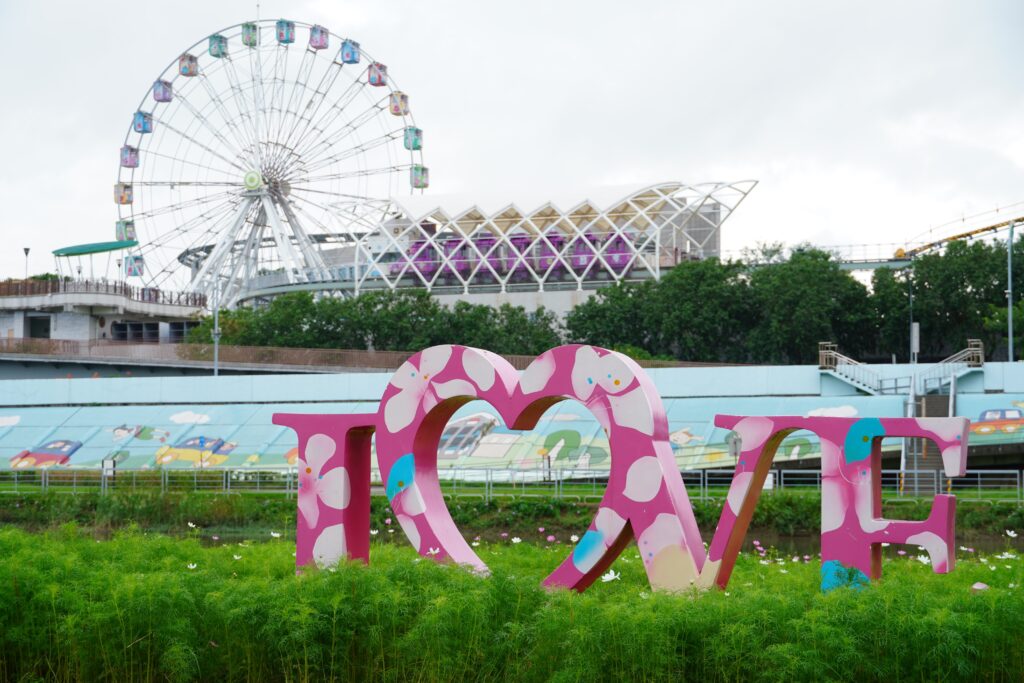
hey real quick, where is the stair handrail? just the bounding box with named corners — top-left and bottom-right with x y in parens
top-left (915, 339), bottom-right (984, 393)
top-left (818, 342), bottom-right (880, 392)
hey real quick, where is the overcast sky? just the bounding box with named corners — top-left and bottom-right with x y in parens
top-left (1, 0), bottom-right (1022, 279)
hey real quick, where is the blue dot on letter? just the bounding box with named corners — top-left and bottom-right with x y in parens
top-left (386, 453), bottom-right (415, 500)
top-left (571, 530), bottom-right (605, 572)
top-left (843, 418), bottom-right (884, 463)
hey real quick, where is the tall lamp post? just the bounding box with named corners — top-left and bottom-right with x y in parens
top-left (1009, 220), bottom-right (1016, 362)
top-left (22, 247), bottom-right (29, 280)
top-left (212, 279), bottom-right (221, 377)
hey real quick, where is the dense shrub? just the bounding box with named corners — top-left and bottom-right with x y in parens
top-left (0, 528), bottom-right (1021, 681)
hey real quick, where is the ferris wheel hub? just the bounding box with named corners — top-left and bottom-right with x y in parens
top-left (243, 170), bottom-right (263, 190)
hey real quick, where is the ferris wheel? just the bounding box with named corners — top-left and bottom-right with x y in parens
top-left (114, 19), bottom-right (427, 306)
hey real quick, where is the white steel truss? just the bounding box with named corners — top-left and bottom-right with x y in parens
top-left (344, 181), bottom-right (757, 296)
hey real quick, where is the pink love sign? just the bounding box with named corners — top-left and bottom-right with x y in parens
top-left (273, 345), bottom-right (969, 593)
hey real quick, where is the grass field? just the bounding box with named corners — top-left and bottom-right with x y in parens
top-left (0, 525), bottom-right (1022, 682)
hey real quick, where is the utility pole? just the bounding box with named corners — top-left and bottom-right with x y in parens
top-left (1009, 220), bottom-right (1016, 362)
top-left (212, 279), bottom-right (221, 377)
top-left (23, 247), bottom-right (29, 280)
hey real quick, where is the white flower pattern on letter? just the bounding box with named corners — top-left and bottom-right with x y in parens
top-left (383, 346), bottom-right (453, 433)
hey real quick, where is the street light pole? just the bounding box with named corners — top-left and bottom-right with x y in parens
top-left (212, 280), bottom-right (221, 377)
top-left (23, 247), bottom-right (29, 280)
top-left (1009, 220), bottom-right (1016, 362)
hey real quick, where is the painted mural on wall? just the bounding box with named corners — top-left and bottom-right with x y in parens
top-left (274, 344), bottom-right (970, 593)
top-left (0, 387), bottom-right (1018, 473)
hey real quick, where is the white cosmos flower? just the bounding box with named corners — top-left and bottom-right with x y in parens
top-left (233, 555), bottom-right (242, 561)
top-left (187, 522), bottom-right (196, 529)
top-left (187, 563), bottom-right (197, 570)
top-left (270, 531), bottom-right (281, 539)
top-left (511, 537), bottom-right (522, 544)
top-left (427, 547), bottom-right (440, 556)
top-left (1006, 530), bottom-right (1018, 538)
top-left (471, 541), bottom-right (480, 547)
top-left (601, 570), bottom-right (620, 582)
top-left (917, 555), bottom-right (930, 565)
top-left (370, 529), bottom-right (379, 536)
top-left (570, 534), bottom-right (580, 543)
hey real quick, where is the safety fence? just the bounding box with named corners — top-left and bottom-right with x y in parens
top-left (0, 338), bottom-right (724, 372)
top-left (0, 279), bottom-right (205, 308)
top-left (0, 467), bottom-right (1020, 504)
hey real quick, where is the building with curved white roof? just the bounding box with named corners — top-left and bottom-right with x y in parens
top-left (239, 180), bottom-right (756, 314)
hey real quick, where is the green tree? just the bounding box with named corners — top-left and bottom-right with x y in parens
top-left (870, 267), bottom-right (911, 361)
top-left (642, 258), bottom-right (753, 362)
top-left (747, 248), bottom-right (872, 364)
top-left (909, 240), bottom-right (1005, 359)
top-left (565, 282), bottom-right (652, 350)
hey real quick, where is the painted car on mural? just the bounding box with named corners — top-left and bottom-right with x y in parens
top-left (9, 439), bottom-right (83, 468)
top-left (970, 408), bottom-right (1024, 436)
top-left (154, 436), bottom-right (236, 467)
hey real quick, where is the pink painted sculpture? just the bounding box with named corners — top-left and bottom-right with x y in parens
top-left (274, 344), bottom-right (969, 593)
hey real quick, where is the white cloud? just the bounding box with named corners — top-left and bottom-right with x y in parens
top-left (806, 405), bottom-right (859, 418)
top-left (169, 411), bottom-right (211, 424)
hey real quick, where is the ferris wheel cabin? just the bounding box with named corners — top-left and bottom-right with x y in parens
top-left (152, 80), bottom-right (173, 102)
top-left (404, 127), bottom-right (423, 151)
top-left (209, 34), bottom-right (228, 58)
top-left (114, 183), bottom-right (133, 205)
top-left (132, 111), bottom-right (153, 134)
top-left (276, 20), bottom-right (296, 44)
top-left (178, 53), bottom-right (199, 77)
top-left (309, 25), bottom-right (329, 50)
top-left (368, 62), bottom-right (388, 87)
top-left (119, 145), bottom-right (139, 168)
top-left (340, 39), bottom-right (360, 64)
top-left (242, 22), bottom-right (259, 47)
top-left (116, 220), bottom-right (137, 242)
top-left (390, 91), bottom-right (409, 116)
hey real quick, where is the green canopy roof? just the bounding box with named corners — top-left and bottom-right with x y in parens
top-left (52, 240), bottom-right (138, 257)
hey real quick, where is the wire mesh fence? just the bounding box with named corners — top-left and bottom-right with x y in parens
top-left (0, 467), bottom-right (1020, 504)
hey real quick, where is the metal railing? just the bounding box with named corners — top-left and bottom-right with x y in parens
top-left (917, 339), bottom-right (985, 394)
top-left (0, 279), bottom-right (206, 309)
top-left (1, 467), bottom-right (1020, 504)
top-left (0, 338), bottom-right (718, 372)
top-left (819, 342), bottom-right (888, 393)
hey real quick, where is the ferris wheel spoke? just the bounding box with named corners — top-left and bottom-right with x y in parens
top-left (291, 96), bottom-right (388, 166)
top-left (132, 199), bottom-right (240, 252)
top-left (289, 192), bottom-right (388, 234)
top-left (275, 57), bottom-right (345, 158)
top-left (287, 69), bottom-right (371, 159)
top-left (268, 49), bottom-right (321, 172)
top-left (128, 190), bottom-right (238, 220)
top-left (300, 129), bottom-right (404, 174)
top-left (222, 55), bottom-right (263, 151)
top-left (265, 43), bottom-right (289, 154)
top-left (293, 164), bottom-right (410, 186)
top-left (270, 45), bottom-right (309, 154)
top-left (151, 117), bottom-right (249, 174)
top-left (139, 147), bottom-right (240, 178)
top-left (195, 74), bottom-right (262, 168)
top-left (133, 181), bottom-right (243, 187)
top-left (248, 42), bottom-right (270, 167)
top-left (161, 89), bottom-right (252, 168)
